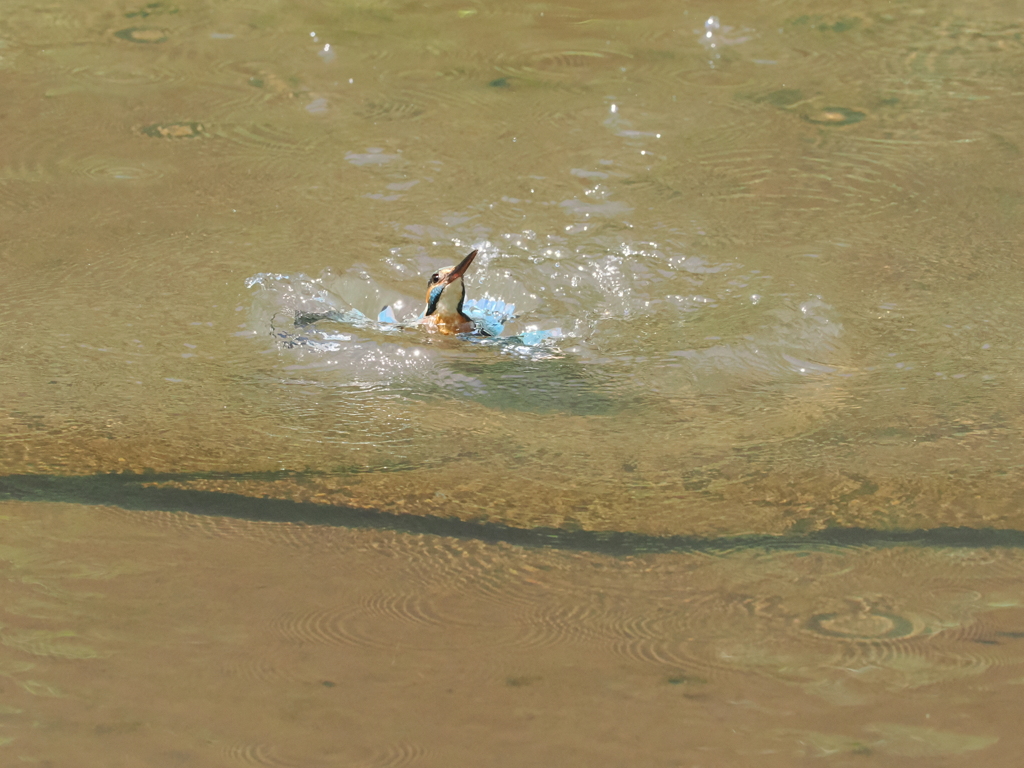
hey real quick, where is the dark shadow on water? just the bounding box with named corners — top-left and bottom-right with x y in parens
top-left (3, 472), bottom-right (1024, 554)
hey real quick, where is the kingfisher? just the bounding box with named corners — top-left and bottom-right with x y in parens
top-left (420, 249), bottom-right (481, 335)
top-left (375, 248), bottom-right (515, 337)
top-left (275, 246), bottom-right (556, 349)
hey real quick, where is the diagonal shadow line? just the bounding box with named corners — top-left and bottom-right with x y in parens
top-left (3, 472), bottom-right (1024, 554)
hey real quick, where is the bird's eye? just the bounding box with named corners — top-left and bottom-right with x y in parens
top-left (430, 273), bottom-right (440, 284)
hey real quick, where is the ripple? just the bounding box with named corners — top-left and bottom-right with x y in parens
top-left (388, 68), bottom-right (514, 114)
top-left (493, 47), bottom-right (633, 89)
top-left (263, 539), bottom-right (567, 653)
top-left (782, 9), bottom-right (1024, 123)
top-left (224, 743), bottom-right (303, 768)
top-left (140, 122), bottom-right (205, 139)
top-left (0, 180), bottom-right (46, 213)
top-left (528, 553), bottom-right (1000, 690)
top-left (344, 148), bottom-right (401, 166)
top-left (396, 539), bottom-right (551, 612)
top-left (1, 629), bottom-right (103, 660)
top-left (359, 590), bottom-right (446, 628)
top-left (212, 123), bottom-right (329, 169)
top-left (123, 2), bottom-right (179, 20)
top-left (0, 132), bottom-right (80, 189)
top-left (113, 27), bottom-right (169, 44)
top-left (807, 610), bottom-right (915, 640)
top-left (681, 60), bottom-right (759, 88)
top-left (351, 537), bottom-right (558, 632)
top-left (355, 96), bottom-right (425, 122)
top-left (819, 638), bottom-right (994, 691)
top-left (78, 158), bottom-right (165, 182)
top-left (780, 587), bottom-right (1000, 690)
top-left (511, 604), bottom-right (613, 649)
top-left (214, 123), bottom-right (319, 152)
top-left (0, 126), bottom-right (168, 192)
top-left (220, 650), bottom-right (305, 685)
top-left (73, 62), bottom-right (180, 86)
top-left (352, 743), bottom-right (426, 768)
top-left (604, 595), bottom-right (744, 678)
top-left (228, 741), bottom-right (419, 768)
top-left (3, 6), bottom-right (94, 45)
top-left (97, 506), bottom-right (391, 558)
top-left (803, 107), bottom-right (867, 126)
top-left (918, 608), bottom-right (1024, 670)
top-left (272, 597), bottom-right (528, 653)
top-left (271, 607), bottom-right (394, 650)
top-left (682, 134), bottom-right (935, 220)
top-left (512, 596), bottom-right (659, 650)
top-left (230, 64), bottom-right (301, 98)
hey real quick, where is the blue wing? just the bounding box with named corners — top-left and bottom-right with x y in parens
top-left (462, 296), bottom-right (517, 337)
top-left (310, 294), bottom-right (559, 352)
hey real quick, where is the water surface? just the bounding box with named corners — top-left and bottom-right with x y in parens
top-left (2, 0), bottom-right (1024, 763)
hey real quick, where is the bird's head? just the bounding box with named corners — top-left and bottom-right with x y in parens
top-left (424, 249), bottom-right (477, 319)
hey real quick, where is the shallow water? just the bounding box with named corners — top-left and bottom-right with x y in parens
top-left (3, 0), bottom-right (1024, 763)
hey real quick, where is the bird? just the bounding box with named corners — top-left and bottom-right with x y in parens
top-left (375, 248), bottom-right (514, 336)
top-left (284, 247), bottom-right (543, 344)
top-left (420, 249), bottom-right (482, 335)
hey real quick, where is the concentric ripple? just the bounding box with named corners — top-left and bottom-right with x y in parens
top-left (493, 47), bottom-right (634, 90)
top-left (349, 742), bottom-right (427, 768)
top-left (512, 596), bottom-right (666, 651)
top-left (224, 743), bottom-right (304, 768)
top-left (807, 610), bottom-right (916, 641)
top-left (220, 649), bottom-right (305, 685)
top-left (76, 157), bottom-right (165, 182)
top-left (72, 62), bottom-right (181, 86)
top-left (271, 607), bottom-right (395, 650)
top-left (212, 123), bottom-right (326, 154)
top-left (358, 590), bottom-right (446, 628)
top-left (113, 27), bottom-right (169, 44)
top-left (355, 95), bottom-right (426, 122)
top-left (681, 134), bottom-right (935, 220)
top-left (271, 599), bottom-right (525, 653)
top-left (140, 122), bottom-right (205, 139)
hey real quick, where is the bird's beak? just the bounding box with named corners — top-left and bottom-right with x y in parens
top-left (444, 250), bottom-right (477, 284)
